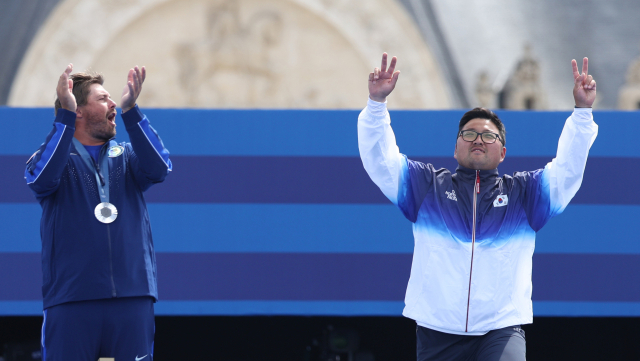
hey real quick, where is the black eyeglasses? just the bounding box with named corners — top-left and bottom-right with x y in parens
top-left (458, 130), bottom-right (502, 144)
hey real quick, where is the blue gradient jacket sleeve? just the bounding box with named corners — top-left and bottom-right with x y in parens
top-left (122, 105), bottom-right (173, 191)
top-left (25, 109), bottom-right (77, 198)
top-left (397, 159), bottom-right (438, 223)
top-left (522, 108), bottom-right (598, 231)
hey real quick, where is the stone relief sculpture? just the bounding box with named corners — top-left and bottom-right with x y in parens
top-left (500, 45), bottom-right (547, 110)
top-left (175, 1), bottom-right (284, 107)
top-left (8, 0), bottom-right (450, 109)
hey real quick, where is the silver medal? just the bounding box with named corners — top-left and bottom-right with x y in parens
top-left (94, 202), bottom-right (118, 223)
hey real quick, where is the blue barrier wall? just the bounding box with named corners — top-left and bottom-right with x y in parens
top-left (1, 107), bottom-right (639, 316)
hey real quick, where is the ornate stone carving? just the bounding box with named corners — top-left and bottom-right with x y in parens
top-left (500, 45), bottom-right (546, 110)
top-left (9, 0), bottom-right (450, 109)
top-left (174, 1), bottom-right (284, 107)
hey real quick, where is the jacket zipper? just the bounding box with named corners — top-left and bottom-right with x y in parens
top-left (107, 224), bottom-right (117, 297)
top-left (99, 144), bottom-right (117, 298)
top-left (465, 170), bottom-right (480, 332)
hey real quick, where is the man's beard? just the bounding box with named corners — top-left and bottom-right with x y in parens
top-left (86, 112), bottom-right (116, 142)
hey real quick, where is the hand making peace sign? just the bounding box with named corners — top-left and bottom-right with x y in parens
top-left (572, 57), bottom-right (596, 108)
top-left (368, 53), bottom-right (400, 103)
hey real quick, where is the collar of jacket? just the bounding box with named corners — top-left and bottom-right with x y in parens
top-left (71, 137), bottom-right (117, 150)
top-left (454, 165), bottom-right (499, 183)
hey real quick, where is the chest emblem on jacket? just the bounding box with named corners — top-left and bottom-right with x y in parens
top-left (445, 190), bottom-right (457, 201)
top-left (108, 145), bottom-right (124, 158)
top-left (493, 194), bottom-right (508, 207)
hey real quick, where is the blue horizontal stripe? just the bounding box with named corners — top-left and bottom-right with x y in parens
top-left (150, 204), bottom-right (414, 253)
top-left (533, 301), bottom-right (640, 316)
top-left (140, 156), bottom-right (640, 205)
top-left (154, 253), bottom-right (411, 301)
top-left (2, 253), bottom-right (639, 306)
top-left (1, 107), bottom-right (637, 157)
top-left (0, 108), bottom-right (54, 156)
top-left (0, 252), bottom-right (412, 302)
top-left (0, 253), bottom-right (42, 299)
top-left (0, 300), bottom-right (405, 316)
top-left (2, 203), bottom-right (639, 254)
top-left (0, 301), bottom-right (43, 315)
top-left (0, 204), bottom-right (42, 252)
top-left (2, 300), bottom-right (639, 317)
top-left (535, 205), bottom-right (640, 254)
top-left (156, 301), bottom-right (640, 316)
top-left (532, 254), bottom-right (640, 302)
top-left (0, 203), bottom-right (415, 253)
top-left (3, 155), bottom-right (640, 205)
top-left (154, 300), bottom-right (404, 316)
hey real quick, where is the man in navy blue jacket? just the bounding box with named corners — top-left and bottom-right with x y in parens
top-left (25, 64), bottom-right (172, 361)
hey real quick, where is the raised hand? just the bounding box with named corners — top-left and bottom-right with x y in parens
top-left (572, 57), bottom-right (596, 108)
top-left (56, 64), bottom-right (77, 112)
top-left (368, 53), bottom-right (400, 103)
top-left (121, 66), bottom-right (146, 113)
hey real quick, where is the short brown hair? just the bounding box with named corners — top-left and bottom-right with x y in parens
top-left (54, 72), bottom-right (104, 115)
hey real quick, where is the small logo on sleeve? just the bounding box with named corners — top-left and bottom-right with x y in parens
top-left (445, 190), bottom-right (457, 201)
top-left (493, 194), bottom-right (508, 207)
top-left (108, 145), bottom-right (125, 158)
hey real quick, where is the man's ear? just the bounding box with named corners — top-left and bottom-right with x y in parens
top-left (453, 143), bottom-right (458, 160)
top-left (75, 106), bottom-right (83, 119)
top-left (499, 146), bottom-right (507, 163)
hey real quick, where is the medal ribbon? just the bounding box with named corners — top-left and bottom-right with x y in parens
top-left (72, 138), bottom-right (115, 204)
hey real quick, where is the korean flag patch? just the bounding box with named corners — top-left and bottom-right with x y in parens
top-left (493, 194), bottom-right (508, 207)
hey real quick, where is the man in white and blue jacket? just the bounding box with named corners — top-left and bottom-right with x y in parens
top-left (25, 64), bottom-right (171, 361)
top-left (358, 54), bottom-right (598, 360)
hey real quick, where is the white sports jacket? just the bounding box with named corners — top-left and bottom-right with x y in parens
top-left (358, 99), bottom-right (598, 335)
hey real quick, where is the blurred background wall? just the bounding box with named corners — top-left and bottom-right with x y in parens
top-left (1, 0), bottom-right (640, 110)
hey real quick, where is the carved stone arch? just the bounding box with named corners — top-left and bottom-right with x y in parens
top-left (9, 0), bottom-right (451, 109)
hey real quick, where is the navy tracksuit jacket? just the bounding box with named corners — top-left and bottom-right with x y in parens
top-left (25, 106), bottom-right (172, 309)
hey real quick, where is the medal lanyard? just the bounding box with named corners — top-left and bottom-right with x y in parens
top-left (72, 138), bottom-right (110, 203)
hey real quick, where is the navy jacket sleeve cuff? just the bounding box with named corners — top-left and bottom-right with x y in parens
top-left (55, 108), bottom-right (77, 128)
top-left (121, 105), bottom-right (145, 130)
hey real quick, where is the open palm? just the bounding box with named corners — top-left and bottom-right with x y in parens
top-left (56, 64), bottom-right (77, 112)
top-left (121, 66), bottom-right (146, 113)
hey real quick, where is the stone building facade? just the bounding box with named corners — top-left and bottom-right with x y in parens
top-left (2, 0), bottom-right (640, 110)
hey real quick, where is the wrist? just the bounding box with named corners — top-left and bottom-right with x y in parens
top-left (62, 102), bottom-right (77, 113)
top-left (56, 108), bottom-right (78, 127)
top-left (122, 104), bottom-right (144, 130)
top-left (366, 97), bottom-right (388, 116)
top-left (121, 104), bottom-right (135, 114)
top-left (369, 95), bottom-right (387, 103)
